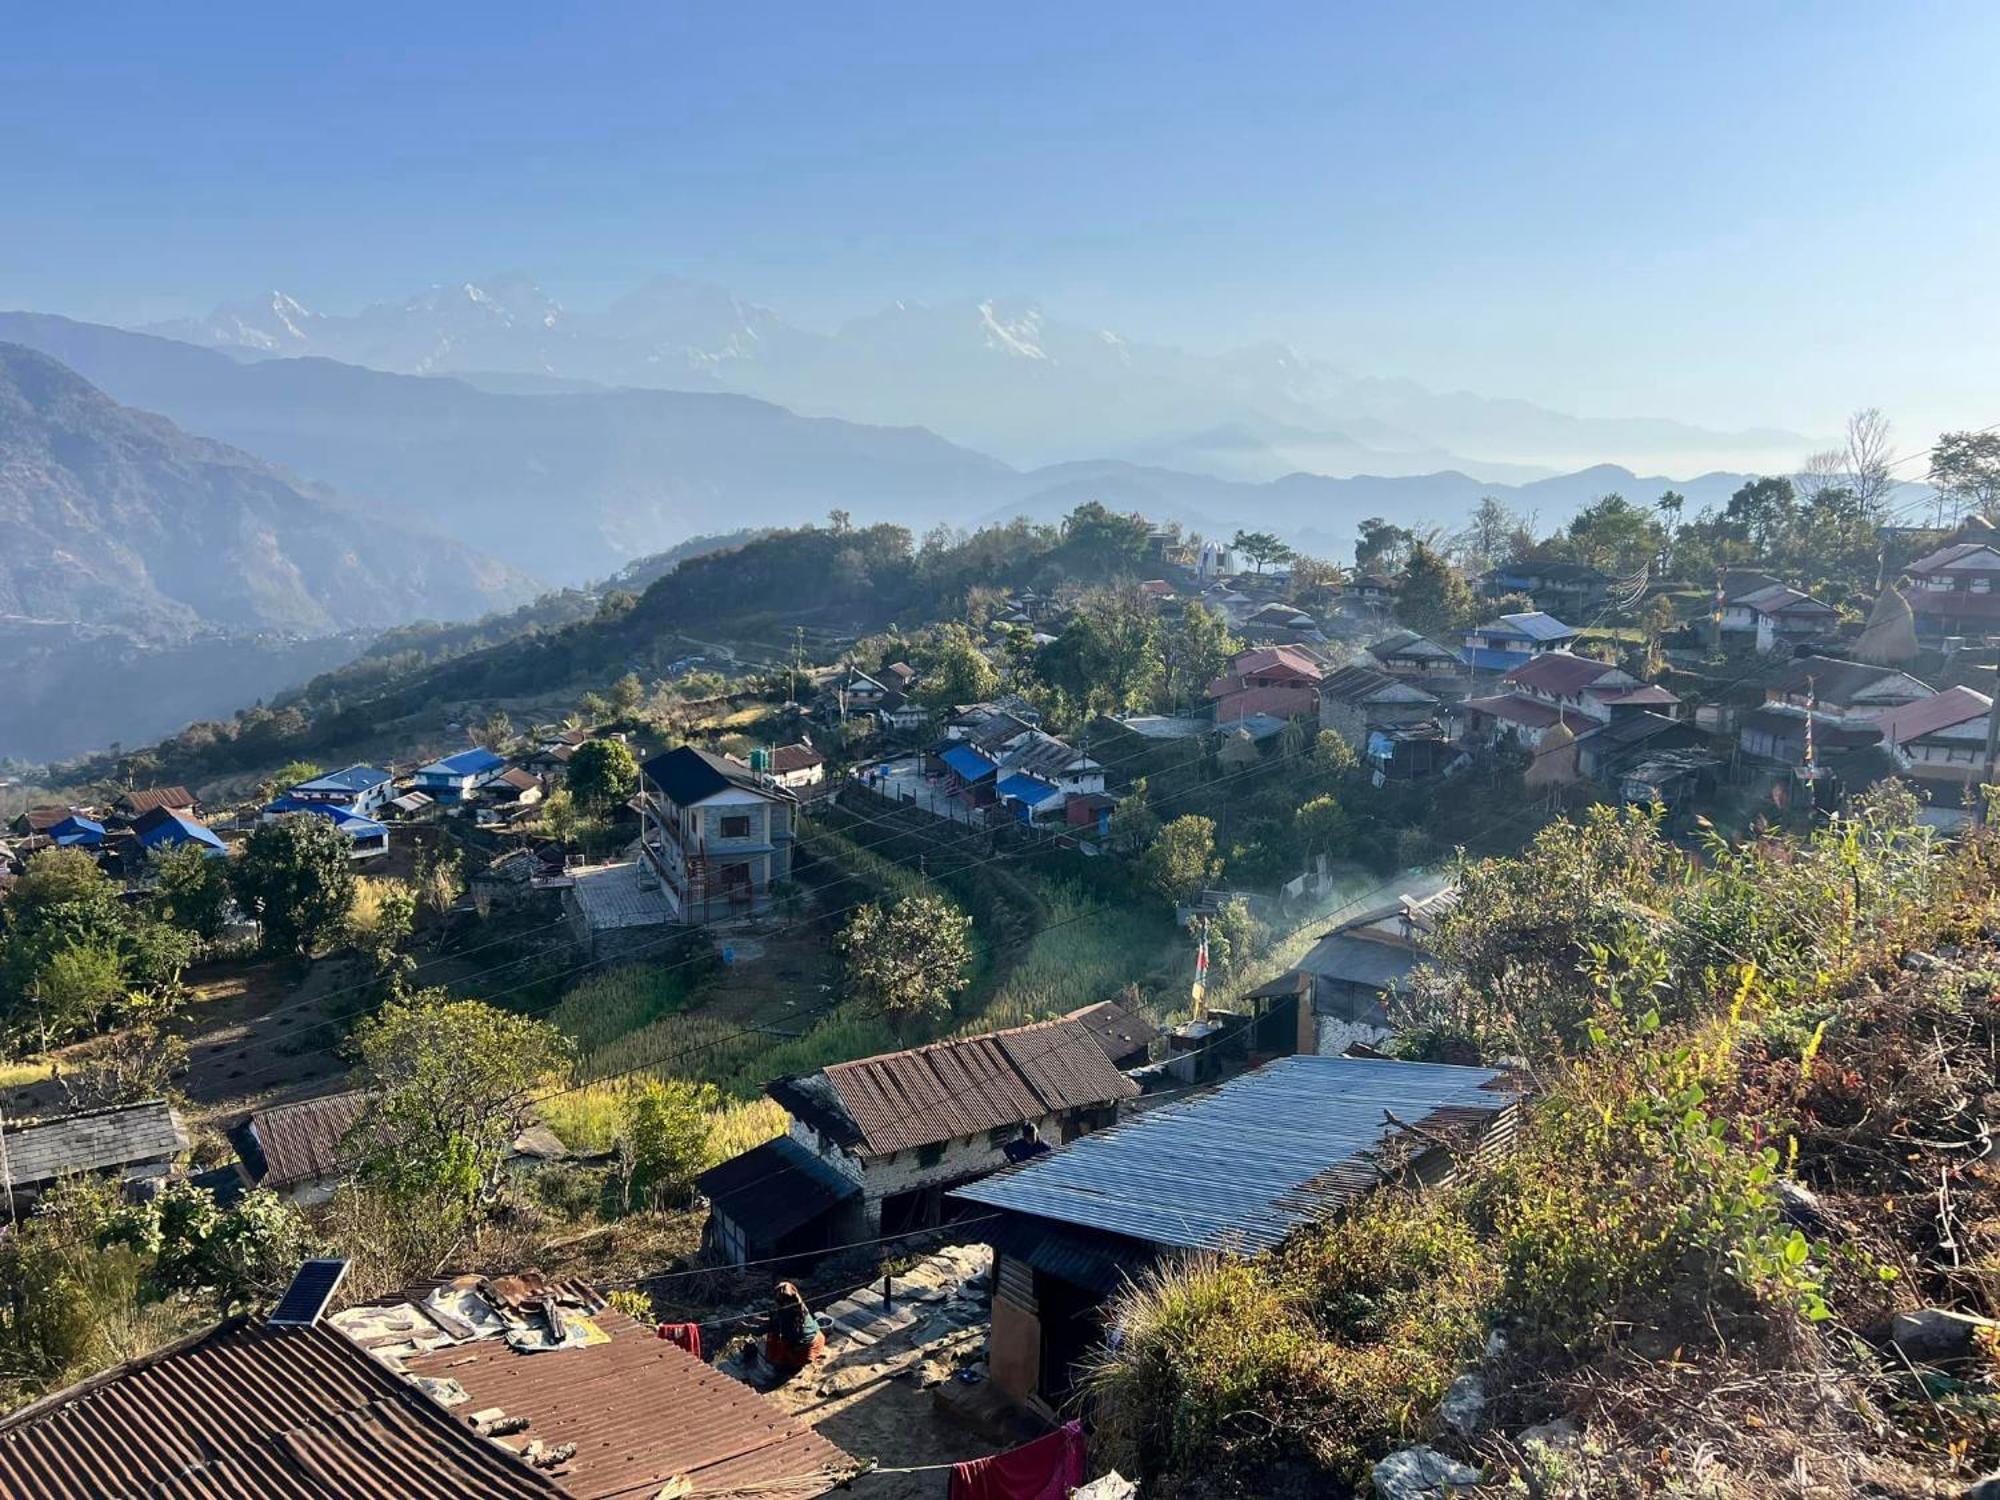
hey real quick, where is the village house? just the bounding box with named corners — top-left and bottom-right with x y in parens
top-left (1876, 685), bottom-right (1996, 791)
top-left (636, 745), bottom-right (797, 923)
top-left (133, 805), bottom-right (228, 857)
top-left (1735, 655), bottom-right (1934, 769)
top-left (1287, 880), bottom-right (1454, 1055)
top-left (1207, 645), bottom-right (1326, 725)
top-left (1573, 710), bottom-right (1709, 784)
top-left (1236, 600), bottom-right (1324, 644)
top-left (0, 1259), bottom-right (861, 1500)
top-left (111, 785), bottom-right (196, 822)
top-left (413, 747), bottom-right (508, 805)
top-left (1317, 663), bottom-right (1440, 751)
top-left (517, 741), bottom-right (574, 780)
top-left (872, 689), bottom-right (931, 735)
top-left (1902, 535), bottom-right (2000, 642)
top-left (1461, 610), bottom-right (1579, 673)
top-left (47, 812), bottom-right (105, 848)
top-left (951, 1054), bottom-right (1521, 1415)
top-left (261, 798), bottom-right (391, 859)
top-left (1720, 582), bottom-right (1841, 653)
top-left (0, 1099), bottom-right (188, 1209)
top-left (1364, 628), bottom-right (1472, 693)
top-left (284, 764), bottom-right (396, 817)
top-left (1062, 998), bottom-right (1161, 1069)
top-left (232, 1090), bottom-right (566, 1207)
top-left (836, 667), bottom-right (891, 713)
top-left (1340, 572), bottom-right (1398, 613)
top-left (1494, 650), bottom-right (1681, 726)
top-left (701, 1017), bottom-right (1139, 1264)
top-left (1479, 560), bottom-right (1611, 617)
top-left (731, 740), bottom-right (825, 791)
top-left (479, 767), bottom-right (545, 813)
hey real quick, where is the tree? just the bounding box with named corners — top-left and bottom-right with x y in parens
top-left (610, 672), bottom-right (647, 717)
top-left (261, 760), bottom-right (323, 800)
top-left (345, 878), bottom-right (416, 988)
top-left (836, 892), bottom-right (974, 1036)
top-left (618, 1079), bottom-right (718, 1210)
top-left (1563, 493), bottom-right (1666, 576)
top-left (541, 787), bottom-right (579, 848)
top-left (413, 841), bottom-right (463, 917)
top-left (349, 990), bottom-right (574, 1209)
top-left (1843, 407), bottom-right (1896, 513)
top-left (567, 738), bottom-right (639, 811)
top-left (1457, 497), bottom-right (1524, 572)
top-left (1294, 794), bottom-right (1351, 862)
top-left (578, 691), bottom-right (612, 725)
top-left (1231, 529), bottom-right (1295, 575)
top-left (152, 843), bottom-right (231, 942)
top-left (1722, 477), bottom-right (1797, 553)
top-left (1141, 815), bottom-right (1219, 905)
top-left (1395, 542), bottom-right (1477, 637)
top-left (473, 710), bottom-right (515, 753)
top-left (1356, 517), bottom-right (1414, 573)
top-left (919, 623), bottom-right (999, 708)
top-left (1160, 603), bottom-right (1241, 710)
top-left (230, 816), bottom-right (357, 958)
top-left (1929, 431), bottom-right (2000, 522)
top-left (1105, 777), bottom-right (1160, 852)
top-left (98, 1182), bottom-right (316, 1302)
top-left (27, 941), bottom-right (127, 1047)
top-left (1312, 729), bottom-right (1358, 779)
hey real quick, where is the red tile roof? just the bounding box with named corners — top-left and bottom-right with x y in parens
top-left (1214, 684), bottom-right (1320, 724)
top-left (0, 1319), bottom-right (556, 1499)
top-left (805, 1018), bottom-right (1138, 1156)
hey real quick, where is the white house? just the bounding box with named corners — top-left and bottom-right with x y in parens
top-left (636, 745), bottom-right (798, 924)
top-left (413, 747), bottom-right (508, 804)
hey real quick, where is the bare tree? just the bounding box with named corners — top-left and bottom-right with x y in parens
top-left (1796, 448), bottom-right (1847, 505)
top-left (1843, 407), bottom-right (1896, 513)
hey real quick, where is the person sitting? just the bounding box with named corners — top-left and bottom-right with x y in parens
top-left (762, 1281), bottom-right (827, 1372)
top-left (1002, 1122), bottom-right (1051, 1164)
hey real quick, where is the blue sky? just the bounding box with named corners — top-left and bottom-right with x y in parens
top-left (4, 1), bottom-right (1997, 444)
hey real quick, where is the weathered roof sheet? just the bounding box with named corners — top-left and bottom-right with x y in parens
top-left (1500, 651), bottom-right (1619, 696)
top-left (1063, 1000), bottom-right (1161, 1062)
top-left (0, 1318), bottom-right (558, 1499)
top-left (115, 786), bottom-right (195, 816)
top-left (1879, 683), bottom-right (1993, 746)
top-left (1213, 684), bottom-right (1320, 724)
top-left (243, 1089), bottom-right (370, 1186)
top-left (382, 1296), bottom-right (859, 1499)
top-left (781, 1018), bottom-right (1140, 1156)
top-left (1477, 610), bottom-right (1575, 642)
top-left (696, 1133), bottom-right (859, 1241)
top-left (768, 743), bottom-right (825, 773)
top-left (1, 1100), bottom-right (186, 1189)
top-left (294, 765), bottom-right (394, 795)
top-left (1768, 654), bottom-right (1930, 705)
top-left (952, 1055), bottom-right (1519, 1255)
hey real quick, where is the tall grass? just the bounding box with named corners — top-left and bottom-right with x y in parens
top-left (549, 963), bottom-right (700, 1057)
top-left (972, 878), bottom-right (1181, 1033)
top-left (538, 1078), bottom-right (787, 1162)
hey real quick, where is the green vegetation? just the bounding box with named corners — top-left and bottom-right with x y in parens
top-left (836, 891), bottom-right (975, 1036)
top-left (230, 815), bottom-right (358, 958)
top-left (1089, 793), bottom-right (2000, 1494)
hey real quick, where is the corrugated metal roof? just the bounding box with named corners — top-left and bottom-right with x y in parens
top-left (696, 1134), bottom-right (859, 1241)
top-left (423, 748), bottom-right (508, 778)
top-left (1500, 651), bottom-right (1619, 696)
top-left (294, 765), bottom-right (393, 794)
top-left (1063, 1001), bottom-right (1161, 1061)
top-left (995, 773), bottom-right (1061, 807)
top-left (115, 786), bottom-right (195, 816)
top-left (1478, 611), bottom-right (1575, 642)
top-left (0, 1319), bottom-right (557, 1499)
top-left (385, 1301), bottom-right (859, 1499)
top-left (245, 1089), bottom-right (370, 1185)
top-left (1, 1100), bottom-right (186, 1189)
top-left (807, 1018), bottom-right (1139, 1156)
top-left (939, 744), bottom-right (998, 781)
top-left (952, 1055), bottom-right (1518, 1255)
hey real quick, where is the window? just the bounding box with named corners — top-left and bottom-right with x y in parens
top-left (719, 814), bottom-right (752, 839)
top-left (1975, 577), bottom-right (1992, 595)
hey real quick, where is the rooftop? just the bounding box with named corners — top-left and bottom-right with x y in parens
top-left (640, 744), bottom-right (793, 807)
top-left (1063, 1000), bottom-right (1162, 1062)
top-left (1878, 684), bottom-right (1993, 746)
top-left (1473, 610), bottom-right (1575, 642)
top-left (952, 1054), bottom-right (1519, 1256)
top-left (1768, 654), bottom-right (1930, 705)
top-left (1500, 650), bottom-right (1621, 697)
top-left (1, 1099), bottom-right (187, 1190)
top-left (114, 785), bottom-right (195, 815)
top-left (420, 747), bottom-right (507, 779)
top-left (293, 765), bottom-right (393, 794)
top-left (567, 861), bottom-right (675, 932)
top-left (770, 1017), bottom-right (1139, 1156)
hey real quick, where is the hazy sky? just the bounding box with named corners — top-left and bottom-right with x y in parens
top-left (5, 2), bottom-right (1997, 448)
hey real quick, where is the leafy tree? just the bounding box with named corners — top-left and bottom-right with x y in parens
top-left (1395, 542), bottom-right (1477, 638)
top-left (26, 942), bottom-right (127, 1047)
top-left (346, 878), bottom-right (416, 988)
top-left (567, 738), bottom-right (639, 811)
top-left (1059, 502), bottom-right (1153, 577)
top-left (473, 710), bottom-right (515, 752)
top-left (1160, 604), bottom-right (1242, 710)
top-left (230, 816), bottom-right (358, 958)
top-left (1105, 777), bottom-right (1160, 852)
top-left (262, 760), bottom-right (324, 799)
top-left (541, 786), bottom-right (579, 848)
top-left (1294, 794), bottom-right (1352, 861)
top-left (1723, 476), bottom-right (1797, 553)
top-left (1929, 430), bottom-right (2000, 521)
top-left (836, 892), bottom-right (974, 1036)
top-left (918, 623), bottom-right (999, 707)
top-left (1312, 729), bottom-right (1358, 779)
top-left (1039, 588), bottom-right (1162, 714)
top-left (618, 1079), bottom-right (718, 1211)
top-left (348, 990), bottom-right (575, 1210)
top-left (1455, 496), bottom-right (1525, 572)
top-left (1355, 517), bottom-right (1414, 573)
top-left (1142, 815), bottom-right (1219, 905)
top-left (1286, 555), bottom-right (1344, 613)
top-left (610, 672), bottom-right (647, 717)
top-left (98, 1182), bottom-right (315, 1302)
top-left (413, 841), bottom-right (463, 917)
top-left (121, 915), bottom-right (197, 995)
top-left (578, 691), bottom-right (612, 725)
top-left (1560, 492), bottom-right (1666, 577)
top-left (1230, 529), bottom-right (1295, 575)
top-left (152, 843), bottom-right (231, 942)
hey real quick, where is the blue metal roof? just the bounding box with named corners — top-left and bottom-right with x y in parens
top-left (951, 1055), bottom-right (1518, 1256)
top-left (939, 744), bottom-right (998, 781)
top-left (995, 773), bottom-right (1060, 806)
top-left (139, 812), bottom-right (227, 854)
top-left (265, 801), bottom-right (387, 840)
top-left (50, 815), bottom-right (104, 847)
top-left (420, 747), bottom-right (506, 778)
top-left (291, 765), bottom-right (391, 794)
top-left (1475, 610), bottom-right (1575, 643)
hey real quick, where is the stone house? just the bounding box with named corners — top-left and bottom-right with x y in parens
top-left (636, 746), bottom-right (798, 924)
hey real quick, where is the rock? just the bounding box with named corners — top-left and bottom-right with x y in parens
top-left (1517, 1416), bottom-right (1581, 1451)
top-left (1373, 1446), bottom-right (1483, 1498)
top-left (1438, 1373), bottom-right (1486, 1438)
top-left (1902, 950), bottom-right (1943, 971)
top-left (1964, 1476), bottom-right (2000, 1500)
top-left (1482, 1328), bottom-right (1509, 1360)
top-left (1775, 1179), bottom-right (1831, 1233)
top-left (1891, 1307), bottom-right (1997, 1361)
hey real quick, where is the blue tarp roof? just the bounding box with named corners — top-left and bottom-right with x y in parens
top-left (139, 813), bottom-right (227, 854)
top-left (953, 1055), bottom-right (1519, 1256)
top-left (50, 815), bottom-right (104, 846)
top-left (292, 765), bottom-right (391, 794)
top-left (995, 773), bottom-right (1061, 807)
top-left (420, 747), bottom-right (506, 777)
top-left (939, 744), bottom-right (998, 781)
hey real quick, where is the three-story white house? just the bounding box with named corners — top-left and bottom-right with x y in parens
top-left (637, 746), bottom-right (798, 924)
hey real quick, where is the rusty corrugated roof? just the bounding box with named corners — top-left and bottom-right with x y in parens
top-left (398, 1309), bottom-right (858, 1499)
top-left (0, 1319), bottom-right (557, 1499)
top-left (813, 1018), bottom-right (1139, 1156)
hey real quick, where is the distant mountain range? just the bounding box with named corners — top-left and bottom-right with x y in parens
top-left (0, 313), bottom-right (1767, 588)
top-left (144, 276), bottom-right (1809, 478)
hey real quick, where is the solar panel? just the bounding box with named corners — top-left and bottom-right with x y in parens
top-left (267, 1257), bottom-right (350, 1326)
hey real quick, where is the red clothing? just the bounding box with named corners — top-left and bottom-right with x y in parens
top-left (655, 1322), bottom-right (702, 1358)
top-left (949, 1421), bottom-right (1086, 1500)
